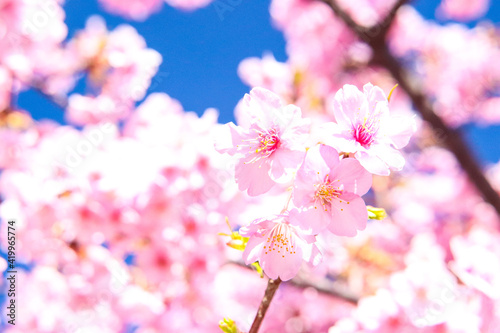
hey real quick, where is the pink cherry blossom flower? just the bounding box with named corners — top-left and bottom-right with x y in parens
top-left (239, 214), bottom-right (321, 281)
top-left (214, 87), bottom-right (310, 196)
top-left (322, 83), bottom-right (416, 176)
top-left (290, 144), bottom-right (372, 236)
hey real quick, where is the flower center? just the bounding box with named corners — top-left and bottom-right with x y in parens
top-left (352, 114), bottom-right (381, 148)
top-left (256, 128), bottom-right (280, 156)
top-left (314, 174), bottom-right (344, 211)
top-left (243, 128), bottom-right (281, 164)
top-left (354, 124), bottom-right (374, 147)
top-left (263, 223), bottom-right (296, 258)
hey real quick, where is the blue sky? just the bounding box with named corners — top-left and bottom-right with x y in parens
top-left (19, 0), bottom-right (500, 164)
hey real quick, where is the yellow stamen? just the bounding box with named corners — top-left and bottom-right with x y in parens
top-left (387, 84), bottom-right (399, 102)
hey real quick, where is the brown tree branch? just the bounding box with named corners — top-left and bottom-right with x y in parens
top-left (30, 80), bottom-right (68, 110)
top-left (229, 261), bottom-right (360, 304)
top-left (320, 0), bottom-right (500, 217)
top-left (249, 278), bottom-right (282, 333)
top-left (376, 0), bottom-right (410, 37)
top-left (319, 0), bottom-right (408, 42)
top-left (289, 275), bottom-right (359, 304)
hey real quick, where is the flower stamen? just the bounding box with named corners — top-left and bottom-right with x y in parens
top-left (243, 128), bottom-right (281, 164)
top-left (314, 174), bottom-right (344, 212)
top-left (265, 223), bottom-right (295, 258)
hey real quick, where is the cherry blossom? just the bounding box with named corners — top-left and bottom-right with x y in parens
top-left (215, 87), bottom-right (310, 196)
top-left (290, 144), bottom-right (372, 236)
top-left (240, 214), bottom-right (321, 281)
top-left (321, 83), bottom-right (416, 175)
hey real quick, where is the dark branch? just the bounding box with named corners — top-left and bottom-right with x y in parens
top-left (318, 0), bottom-right (408, 42)
top-left (289, 276), bottom-right (359, 304)
top-left (229, 262), bottom-right (359, 304)
top-left (374, 49), bottom-right (500, 215)
top-left (249, 278), bottom-right (282, 333)
top-left (319, 0), bottom-right (362, 33)
top-left (377, 0), bottom-right (409, 36)
top-left (320, 0), bottom-right (500, 217)
top-left (30, 80), bottom-right (68, 110)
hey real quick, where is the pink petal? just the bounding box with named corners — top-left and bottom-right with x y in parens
top-left (289, 205), bottom-right (332, 234)
top-left (239, 218), bottom-right (274, 237)
top-left (235, 160), bottom-right (275, 196)
top-left (279, 107), bottom-right (311, 149)
top-left (242, 236), bottom-right (265, 265)
top-left (383, 116), bottom-right (417, 149)
top-left (355, 149), bottom-right (390, 176)
top-left (293, 144), bottom-right (346, 208)
top-left (318, 144), bottom-right (342, 168)
top-left (243, 87), bottom-right (283, 128)
top-left (370, 144), bottom-right (405, 171)
top-left (333, 84), bottom-right (368, 127)
top-left (334, 158), bottom-right (372, 195)
top-left (260, 241), bottom-right (303, 281)
top-left (293, 144), bottom-right (338, 206)
top-left (328, 195), bottom-right (368, 237)
top-left (273, 104), bottom-right (305, 135)
top-left (302, 243), bottom-right (322, 267)
top-left (295, 145), bottom-right (331, 183)
top-left (324, 135), bottom-right (361, 154)
top-left (319, 122), bottom-right (343, 137)
top-left (363, 83), bottom-right (389, 116)
top-left (292, 181), bottom-right (315, 207)
top-left (318, 123), bottom-right (360, 153)
top-left (213, 122), bottom-right (248, 155)
top-left (297, 233), bottom-right (317, 244)
top-left (250, 87), bottom-right (283, 109)
top-left (269, 148), bottom-right (304, 183)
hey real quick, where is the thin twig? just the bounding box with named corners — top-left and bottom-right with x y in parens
top-left (320, 0), bottom-right (500, 217)
top-left (229, 261), bottom-right (359, 304)
top-left (249, 277), bottom-right (282, 333)
top-left (319, 0), bottom-right (361, 33)
top-left (30, 80), bottom-right (68, 110)
top-left (289, 276), bottom-right (359, 304)
top-left (318, 0), bottom-right (408, 41)
top-left (377, 0), bottom-right (409, 36)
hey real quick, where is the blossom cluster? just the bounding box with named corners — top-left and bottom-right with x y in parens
top-left (215, 85), bottom-right (415, 281)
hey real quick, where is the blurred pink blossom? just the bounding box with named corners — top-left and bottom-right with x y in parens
top-left (66, 17), bottom-right (162, 125)
top-left (437, 0), bottom-right (490, 21)
top-left (98, 0), bottom-right (163, 21)
top-left (98, 0), bottom-right (213, 20)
